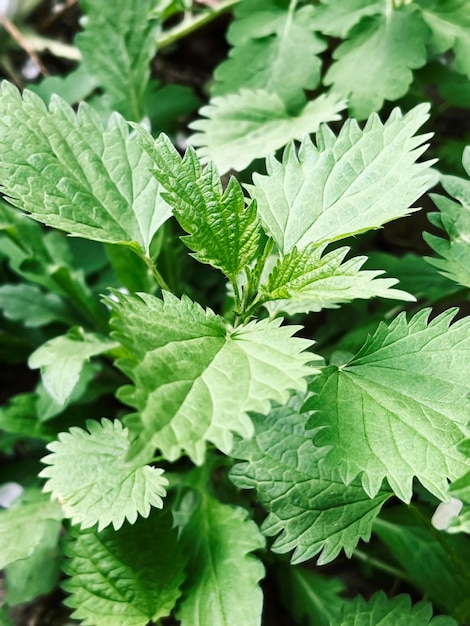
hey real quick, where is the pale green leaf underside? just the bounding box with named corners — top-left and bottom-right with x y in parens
top-left (63, 511), bottom-right (185, 626)
top-left (339, 592), bottom-right (457, 626)
top-left (40, 419), bottom-right (168, 530)
top-left (28, 327), bottom-right (119, 405)
top-left (0, 495), bottom-right (63, 569)
top-left (261, 245), bottom-right (414, 316)
top-left (214, 2), bottom-right (325, 109)
top-left (0, 284), bottom-right (71, 327)
top-left (77, 0), bottom-right (157, 120)
top-left (135, 131), bottom-right (260, 281)
top-left (109, 291), bottom-right (319, 465)
top-left (0, 81), bottom-right (171, 254)
top-left (310, 309), bottom-right (470, 502)
top-left (324, 7), bottom-right (429, 119)
top-left (311, 0), bottom-right (385, 38)
top-left (230, 397), bottom-right (391, 565)
top-left (247, 105), bottom-right (433, 254)
top-left (189, 89), bottom-right (346, 174)
top-left (424, 148), bottom-right (470, 288)
top-left (176, 493), bottom-right (265, 626)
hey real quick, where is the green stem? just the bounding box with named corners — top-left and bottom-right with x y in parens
top-left (143, 254), bottom-right (171, 292)
top-left (157, 0), bottom-right (240, 49)
top-left (353, 548), bottom-right (411, 583)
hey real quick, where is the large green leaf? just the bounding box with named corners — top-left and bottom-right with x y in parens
top-left (175, 490), bottom-right (265, 626)
top-left (246, 105), bottom-right (433, 254)
top-left (230, 396), bottom-right (392, 565)
top-left (308, 309), bottom-right (470, 502)
top-left (77, 0), bottom-right (157, 119)
top-left (424, 147), bottom-right (470, 288)
top-left (63, 510), bottom-right (185, 626)
top-left (324, 6), bottom-right (430, 118)
top-left (189, 89), bottom-right (346, 174)
top-left (109, 291), bottom-right (319, 464)
top-left (134, 131), bottom-right (260, 283)
top-left (0, 82), bottom-right (170, 255)
top-left (40, 419), bottom-right (168, 530)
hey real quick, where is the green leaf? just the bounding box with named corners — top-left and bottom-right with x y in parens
top-left (0, 284), bottom-right (72, 327)
top-left (40, 419), bottom-right (168, 530)
top-left (309, 309), bottom-right (470, 502)
top-left (417, 0), bottom-right (470, 79)
top-left (175, 491), bottom-right (265, 626)
top-left (109, 291), bottom-right (319, 464)
top-left (230, 396), bottom-right (391, 565)
top-left (311, 0), bottom-right (385, 38)
top-left (0, 82), bottom-right (171, 255)
top-left (260, 245), bottom-right (414, 316)
top-left (213, 0), bottom-right (325, 110)
top-left (135, 131), bottom-right (260, 282)
top-left (28, 327), bottom-right (119, 405)
top-left (0, 607), bottom-right (13, 626)
top-left (374, 506), bottom-right (470, 621)
top-left (247, 105), bottom-right (433, 253)
top-left (0, 492), bottom-right (63, 569)
top-left (0, 393), bottom-right (53, 441)
top-left (77, 0), bottom-right (157, 119)
top-left (63, 510), bottom-right (185, 626)
top-left (28, 65), bottom-right (98, 106)
top-left (324, 6), bottom-right (430, 119)
top-left (424, 147), bottom-right (470, 289)
top-left (339, 592), bottom-right (457, 625)
top-left (189, 90), bottom-right (346, 174)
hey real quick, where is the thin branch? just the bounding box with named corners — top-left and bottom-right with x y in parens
top-left (0, 12), bottom-right (49, 76)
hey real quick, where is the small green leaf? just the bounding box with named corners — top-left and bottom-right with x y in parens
top-left (247, 105), bottom-right (433, 253)
top-left (28, 327), bottom-right (119, 405)
top-left (311, 0), bottom-right (385, 38)
top-left (109, 291), bottom-right (319, 464)
top-left (189, 90), bottom-right (346, 174)
top-left (309, 309), bottom-right (470, 502)
top-left (40, 419), bottom-right (168, 530)
top-left (0, 393), bottom-right (53, 441)
top-left (0, 284), bottom-right (72, 327)
top-left (175, 491), bottom-right (265, 626)
top-left (63, 510), bottom-right (185, 626)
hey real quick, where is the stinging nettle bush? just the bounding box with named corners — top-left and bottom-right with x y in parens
top-left (0, 1), bottom-right (469, 625)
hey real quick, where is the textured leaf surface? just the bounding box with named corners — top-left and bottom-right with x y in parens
top-left (0, 284), bottom-right (72, 327)
top-left (176, 491), bottom-right (265, 626)
top-left (374, 507), bottom-right (470, 620)
top-left (324, 7), bottom-right (429, 118)
top-left (40, 419), bottom-right (168, 530)
top-left (77, 0), bottom-right (157, 119)
top-left (63, 511), bottom-right (185, 626)
top-left (339, 592), bottom-right (457, 625)
top-left (230, 397), bottom-right (391, 565)
top-left (309, 309), bottom-right (470, 501)
top-left (135, 131), bottom-right (260, 281)
top-left (0, 493), bottom-right (63, 569)
top-left (260, 245), bottom-right (414, 316)
top-left (213, 0), bottom-right (325, 109)
top-left (0, 82), bottom-right (170, 254)
top-left (424, 147), bottom-right (470, 288)
top-left (109, 291), bottom-right (318, 464)
top-left (247, 105), bottom-right (433, 253)
top-left (189, 89), bottom-right (346, 174)
top-left (311, 0), bottom-right (385, 38)
top-left (28, 327), bottom-right (118, 405)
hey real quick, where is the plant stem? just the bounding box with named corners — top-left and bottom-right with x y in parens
top-left (143, 254), bottom-right (171, 292)
top-left (353, 548), bottom-right (411, 582)
top-left (157, 0), bottom-right (239, 49)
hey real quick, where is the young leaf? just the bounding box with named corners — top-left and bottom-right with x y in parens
top-left (63, 510), bottom-right (185, 626)
top-left (0, 82), bottom-right (171, 255)
top-left (0, 393), bottom-right (53, 441)
top-left (77, 0), bottom-right (157, 120)
top-left (134, 131), bottom-right (260, 283)
top-left (246, 105), bottom-right (434, 254)
top-left (260, 245), bottom-right (414, 316)
top-left (40, 419), bottom-right (168, 530)
top-left (324, 6), bottom-right (430, 119)
top-left (108, 291), bottom-right (319, 464)
top-left (189, 90), bottom-right (346, 174)
top-left (213, 0), bottom-right (326, 110)
top-left (28, 327), bottom-right (119, 405)
top-left (230, 396), bottom-right (392, 565)
top-left (424, 147), bottom-right (470, 288)
top-left (310, 0), bottom-right (385, 38)
top-left (175, 491), bottom-right (265, 626)
top-left (0, 284), bottom-right (72, 327)
top-left (339, 592), bottom-right (457, 625)
top-left (308, 309), bottom-right (470, 502)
